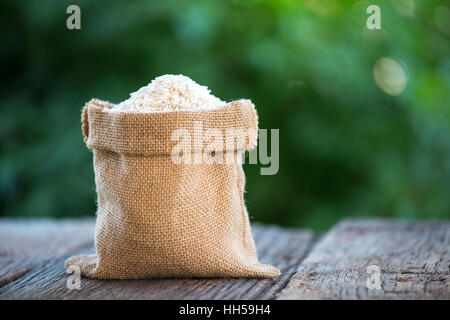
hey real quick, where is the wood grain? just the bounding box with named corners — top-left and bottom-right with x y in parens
top-left (0, 219), bottom-right (94, 288)
top-left (276, 219), bottom-right (450, 300)
top-left (0, 220), bottom-right (316, 299)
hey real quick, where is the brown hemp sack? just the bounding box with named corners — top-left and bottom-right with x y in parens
top-left (65, 98), bottom-right (280, 279)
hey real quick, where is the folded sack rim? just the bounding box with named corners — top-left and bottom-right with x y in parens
top-left (81, 99), bottom-right (258, 156)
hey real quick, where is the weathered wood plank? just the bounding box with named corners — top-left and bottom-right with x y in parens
top-left (276, 219), bottom-right (450, 300)
top-left (0, 221), bottom-right (316, 299)
top-left (0, 219), bottom-right (95, 288)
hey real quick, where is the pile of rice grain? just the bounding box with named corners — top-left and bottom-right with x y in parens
top-left (106, 74), bottom-right (227, 113)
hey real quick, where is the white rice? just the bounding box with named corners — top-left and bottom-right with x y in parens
top-left (105, 74), bottom-right (227, 113)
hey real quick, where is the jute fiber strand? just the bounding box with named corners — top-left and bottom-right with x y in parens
top-left (65, 99), bottom-right (280, 279)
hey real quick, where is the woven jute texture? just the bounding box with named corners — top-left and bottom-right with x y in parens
top-left (65, 99), bottom-right (280, 279)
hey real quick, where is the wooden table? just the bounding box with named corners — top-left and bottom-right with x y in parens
top-left (0, 218), bottom-right (448, 299)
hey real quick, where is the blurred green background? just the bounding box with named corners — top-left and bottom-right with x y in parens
top-left (1, 0), bottom-right (449, 231)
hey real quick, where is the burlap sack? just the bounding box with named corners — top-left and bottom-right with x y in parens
top-left (65, 98), bottom-right (280, 279)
